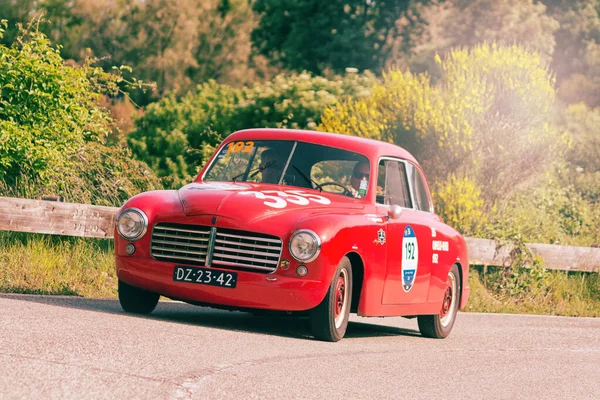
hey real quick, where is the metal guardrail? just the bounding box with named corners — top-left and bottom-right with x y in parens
top-left (0, 196), bottom-right (598, 272)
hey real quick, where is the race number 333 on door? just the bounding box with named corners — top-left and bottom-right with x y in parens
top-left (402, 225), bottom-right (419, 292)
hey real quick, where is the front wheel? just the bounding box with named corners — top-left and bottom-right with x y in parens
top-left (310, 256), bottom-right (353, 342)
top-left (418, 264), bottom-right (460, 339)
top-left (118, 280), bottom-right (160, 314)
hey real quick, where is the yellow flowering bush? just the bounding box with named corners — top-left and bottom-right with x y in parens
top-left (433, 175), bottom-right (487, 235)
top-left (320, 44), bottom-right (564, 205)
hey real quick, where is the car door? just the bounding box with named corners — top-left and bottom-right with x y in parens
top-left (379, 158), bottom-right (432, 305)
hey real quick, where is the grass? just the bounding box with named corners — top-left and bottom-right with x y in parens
top-left (1, 232), bottom-right (599, 317)
top-left (465, 266), bottom-right (600, 317)
top-left (0, 232), bottom-right (116, 298)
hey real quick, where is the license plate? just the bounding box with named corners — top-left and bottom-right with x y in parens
top-left (173, 266), bottom-right (237, 289)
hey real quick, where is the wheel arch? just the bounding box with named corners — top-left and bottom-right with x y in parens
top-left (454, 261), bottom-right (464, 305)
top-left (345, 251), bottom-right (365, 313)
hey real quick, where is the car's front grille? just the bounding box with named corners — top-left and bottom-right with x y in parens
top-left (150, 223), bottom-right (282, 274)
top-left (151, 224), bottom-right (210, 264)
top-left (212, 229), bottom-right (282, 273)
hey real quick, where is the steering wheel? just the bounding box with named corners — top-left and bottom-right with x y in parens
top-left (318, 182), bottom-right (353, 197)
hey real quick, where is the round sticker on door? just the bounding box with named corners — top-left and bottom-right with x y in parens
top-left (402, 225), bottom-right (419, 292)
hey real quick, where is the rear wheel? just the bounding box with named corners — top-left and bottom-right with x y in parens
top-left (118, 280), bottom-right (160, 314)
top-left (418, 264), bottom-right (460, 339)
top-left (310, 256), bottom-right (352, 342)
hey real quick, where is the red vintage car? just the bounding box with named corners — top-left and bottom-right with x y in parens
top-left (115, 128), bottom-right (470, 341)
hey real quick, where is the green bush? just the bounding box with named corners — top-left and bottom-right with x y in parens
top-left (0, 21), bottom-right (108, 186)
top-left (563, 103), bottom-right (600, 173)
top-left (0, 21), bottom-right (161, 205)
top-left (468, 266), bottom-right (600, 317)
top-left (485, 180), bottom-right (600, 246)
top-left (128, 72), bottom-right (378, 187)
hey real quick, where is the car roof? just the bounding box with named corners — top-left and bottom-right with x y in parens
top-left (226, 128), bottom-right (418, 164)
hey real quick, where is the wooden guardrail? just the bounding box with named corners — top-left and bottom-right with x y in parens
top-left (0, 196), bottom-right (116, 239)
top-left (1, 196), bottom-right (599, 272)
top-left (466, 238), bottom-right (600, 273)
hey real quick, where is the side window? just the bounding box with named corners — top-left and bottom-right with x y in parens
top-left (376, 160), bottom-right (412, 208)
top-left (311, 160), bottom-right (356, 189)
top-left (310, 157), bottom-right (371, 197)
top-left (406, 162), bottom-right (432, 212)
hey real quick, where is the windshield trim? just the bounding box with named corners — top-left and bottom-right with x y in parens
top-left (200, 139), bottom-right (373, 202)
top-left (277, 141), bottom-right (297, 185)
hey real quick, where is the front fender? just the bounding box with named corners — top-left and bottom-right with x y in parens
top-left (286, 212), bottom-right (386, 310)
top-left (114, 190), bottom-right (182, 257)
top-left (118, 190), bottom-right (182, 218)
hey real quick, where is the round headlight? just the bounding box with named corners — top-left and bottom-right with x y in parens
top-left (289, 230), bottom-right (321, 263)
top-left (117, 208), bottom-right (148, 241)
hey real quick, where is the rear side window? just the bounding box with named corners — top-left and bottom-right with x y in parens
top-left (406, 162), bottom-right (433, 212)
top-left (376, 159), bottom-right (412, 208)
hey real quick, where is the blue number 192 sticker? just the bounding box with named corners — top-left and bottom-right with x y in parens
top-left (402, 225), bottom-right (419, 292)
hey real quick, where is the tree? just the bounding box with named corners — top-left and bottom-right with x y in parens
top-left (0, 1), bottom-right (39, 44)
top-left (0, 21), bottom-right (160, 204)
top-left (400, 0), bottom-right (599, 107)
top-left (547, 0), bottom-right (600, 107)
top-left (398, 0), bottom-right (560, 75)
top-left (0, 0), bottom-right (265, 105)
top-left (0, 0), bottom-right (88, 58)
top-left (251, 0), bottom-right (411, 74)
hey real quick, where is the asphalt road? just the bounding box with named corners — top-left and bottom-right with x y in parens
top-left (1, 294), bottom-right (599, 400)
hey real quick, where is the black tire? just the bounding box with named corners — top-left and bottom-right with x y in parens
top-left (118, 280), bottom-right (160, 314)
top-left (310, 256), bottom-right (353, 342)
top-left (418, 264), bottom-right (460, 339)
top-left (247, 309), bottom-right (275, 317)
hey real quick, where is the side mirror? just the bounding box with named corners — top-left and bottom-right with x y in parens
top-left (387, 204), bottom-right (402, 220)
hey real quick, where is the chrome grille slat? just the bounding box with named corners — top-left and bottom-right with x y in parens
top-left (152, 239), bottom-right (208, 249)
top-left (213, 245), bottom-right (279, 258)
top-left (151, 223), bottom-right (282, 274)
top-left (152, 232), bottom-right (209, 241)
top-left (216, 232), bottom-right (281, 244)
top-left (214, 238), bottom-right (279, 251)
top-left (154, 226), bottom-right (211, 235)
top-left (211, 252), bottom-right (279, 265)
top-left (151, 246), bottom-right (207, 256)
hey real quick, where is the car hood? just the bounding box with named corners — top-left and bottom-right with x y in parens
top-left (178, 182), bottom-right (364, 223)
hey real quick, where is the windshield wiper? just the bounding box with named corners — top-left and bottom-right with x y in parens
top-left (232, 160), bottom-right (275, 182)
top-left (293, 165), bottom-right (323, 192)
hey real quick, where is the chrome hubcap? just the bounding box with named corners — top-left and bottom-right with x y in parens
top-left (334, 269), bottom-right (348, 329)
top-left (440, 271), bottom-right (457, 327)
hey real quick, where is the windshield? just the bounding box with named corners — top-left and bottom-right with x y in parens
top-left (203, 140), bottom-right (371, 199)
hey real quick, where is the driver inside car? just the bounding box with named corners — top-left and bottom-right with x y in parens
top-left (348, 161), bottom-right (370, 198)
top-left (348, 160), bottom-right (383, 199)
top-left (260, 149), bottom-right (285, 184)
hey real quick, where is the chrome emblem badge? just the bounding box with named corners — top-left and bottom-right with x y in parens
top-left (374, 229), bottom-right (386, 245)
